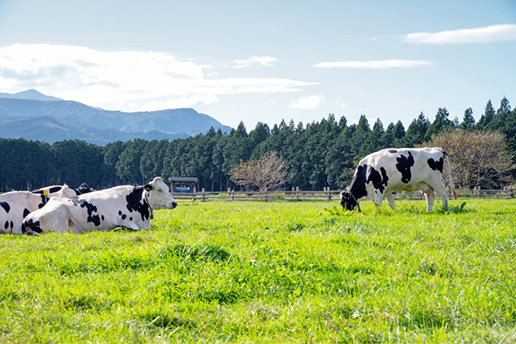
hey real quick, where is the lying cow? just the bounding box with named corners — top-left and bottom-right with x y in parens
top-left (22, 177), bottom-right (177, 234)
top-left (32, 183), bottom-right (94, 197)
top-left (340, 147), bottom-right (457, 212)
top-left (1, 185), bottom-right (77, 234)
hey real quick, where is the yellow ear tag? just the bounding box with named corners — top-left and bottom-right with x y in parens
top-left (43, 190), bottom-right (49, 196)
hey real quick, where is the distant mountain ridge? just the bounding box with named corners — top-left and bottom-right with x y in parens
top-left (0, 90), bottom-right (231, 145)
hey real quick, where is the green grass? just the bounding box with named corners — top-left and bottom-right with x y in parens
top-left (1, 199), bottom-right (515, 343)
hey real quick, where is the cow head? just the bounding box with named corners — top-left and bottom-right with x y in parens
top-left (59, 184), bottom-right (80, 199)
top-left (144, 177), bottom-right (178, 210)
top-left (340, 190), bottom-right (360, 212)
top-left (76, 183), bottom-right (94, 195)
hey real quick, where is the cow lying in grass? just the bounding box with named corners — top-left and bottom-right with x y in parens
top-left (22, 177), bottom-right (177, 235)
top-left (340, 147), bottom-right (457, 212)
top-left (1, 185), bottom-right (78, 234)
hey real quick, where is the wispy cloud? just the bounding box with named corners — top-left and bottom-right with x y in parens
top-left (290, 95), bottom-right (323, 109)
top-left (403, 24), bottom-right (516, 44)
top-left (0, 44), bottom-right (314, 111)
top-left (232, 56), bottom-right (277, 69)
top-left (313, 59), bottom-right (433, 69)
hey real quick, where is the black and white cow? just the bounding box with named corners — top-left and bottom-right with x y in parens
top-left (340, 148), bottom-right (457, 212)
top-left (1, 185), bottom-right (77, 234)
top-left (32, 183), bottom-right (94, 198)
top-left (21, 177), bottom-right (177, 235)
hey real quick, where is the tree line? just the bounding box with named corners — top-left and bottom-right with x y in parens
top-left (1, 97), bottom-right (515, 193)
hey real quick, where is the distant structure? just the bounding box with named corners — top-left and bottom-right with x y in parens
top-left (168, 177), bottom-right (198, 193)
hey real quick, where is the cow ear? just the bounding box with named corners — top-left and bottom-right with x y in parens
top-left (144, 184), bottom-right (153, 191)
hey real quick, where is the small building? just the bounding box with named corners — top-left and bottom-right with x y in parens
top-left (168, 177), bottom-right (198, 193)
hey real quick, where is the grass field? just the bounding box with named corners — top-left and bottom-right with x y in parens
top-left (1, 199), bottom-right (515, 343)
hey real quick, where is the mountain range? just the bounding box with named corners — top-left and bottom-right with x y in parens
top-left (0, 90), bottom-right (231, 145)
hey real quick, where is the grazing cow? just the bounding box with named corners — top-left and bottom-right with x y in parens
top-left (340, 148), bottom-right (457, 212)
top-left (22, 177), bottom-right (177, 235)
top-left (0, 185), bottom-right (77, 234)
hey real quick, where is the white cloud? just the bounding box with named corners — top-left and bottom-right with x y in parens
top-left (290, 95), bottom-right (323, 109)
top-left (403, 24), bottom-right (516, 44)
top-left (0, 44), bottom-right (314, 111)
top-left (232, 56), bottom-right (277, 69)
top-left (313, 59), bottom-right (433, 69)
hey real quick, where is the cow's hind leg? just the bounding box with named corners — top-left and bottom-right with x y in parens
top-left (424, 191), bottom-right (436, 212)
top-left (426, 179), bottom-right (449, 211)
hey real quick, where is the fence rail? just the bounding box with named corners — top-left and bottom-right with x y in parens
top-left (172, 188), bottom-right (515, 203)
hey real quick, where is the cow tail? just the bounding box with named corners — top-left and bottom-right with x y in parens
top-left (444, 151), bottom-right (458, 200)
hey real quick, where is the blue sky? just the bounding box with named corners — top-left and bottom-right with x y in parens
top-left (0, 0), bottom-right (515, 130)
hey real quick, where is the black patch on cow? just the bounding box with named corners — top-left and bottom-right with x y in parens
top-left (23, 208), bottom-right (30, 218)
top-left (388, 149), bottom-right (398, 154)
top-left (0, 201), bottom-right (10, 213)
top-left (101, 215), bottom-right (105, 221)
top-left (22, 219), bottom-right (42, 234)
top-left (427, 157), bottom-right (444, 173)
top-left (396, 151), bottom-right (414, 183)
top-left (4, 220), bottom-right (13, 230)
top-left (79, 200), bottom-right (101, 227)
top-left (121, 214), bottom-right (127, 220)
top-left (125, 186), bottom-right (150, 221)
top-left (367, 166), bottom-right (389, 193)
top-left (342, 165), bottom-right (369, 210)
top-left (37, 194), bottom-right (48, 209)
top-left (33, 186), bottom-right (62, 195)
top-left (118, 210), bottom-right (122, 216)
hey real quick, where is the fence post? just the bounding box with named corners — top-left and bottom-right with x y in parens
top-left (296, 186), bottom-right (300, 201)
top-left (202, 188), bottom-right (206, 202)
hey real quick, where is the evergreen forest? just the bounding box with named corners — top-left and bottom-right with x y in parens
top-left (1, 97), bottom-right (515, 192)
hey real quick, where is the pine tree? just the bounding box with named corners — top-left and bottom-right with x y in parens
top-left (478, 100), bottom-right (495, 130)
top-left (459, 108), bottom-right (476, 131)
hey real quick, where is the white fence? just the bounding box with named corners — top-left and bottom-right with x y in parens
top-left (172, 187), bottom-right (515, 203)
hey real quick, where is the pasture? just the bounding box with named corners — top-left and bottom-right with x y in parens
top-left (1, 199), bottom-right (515, 343)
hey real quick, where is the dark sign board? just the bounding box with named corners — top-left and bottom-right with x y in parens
top-left (173, 184), bottom-right (193, 193)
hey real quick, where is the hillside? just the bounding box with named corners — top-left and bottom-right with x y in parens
top-left (0, 90), bottom-right (231, 145)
